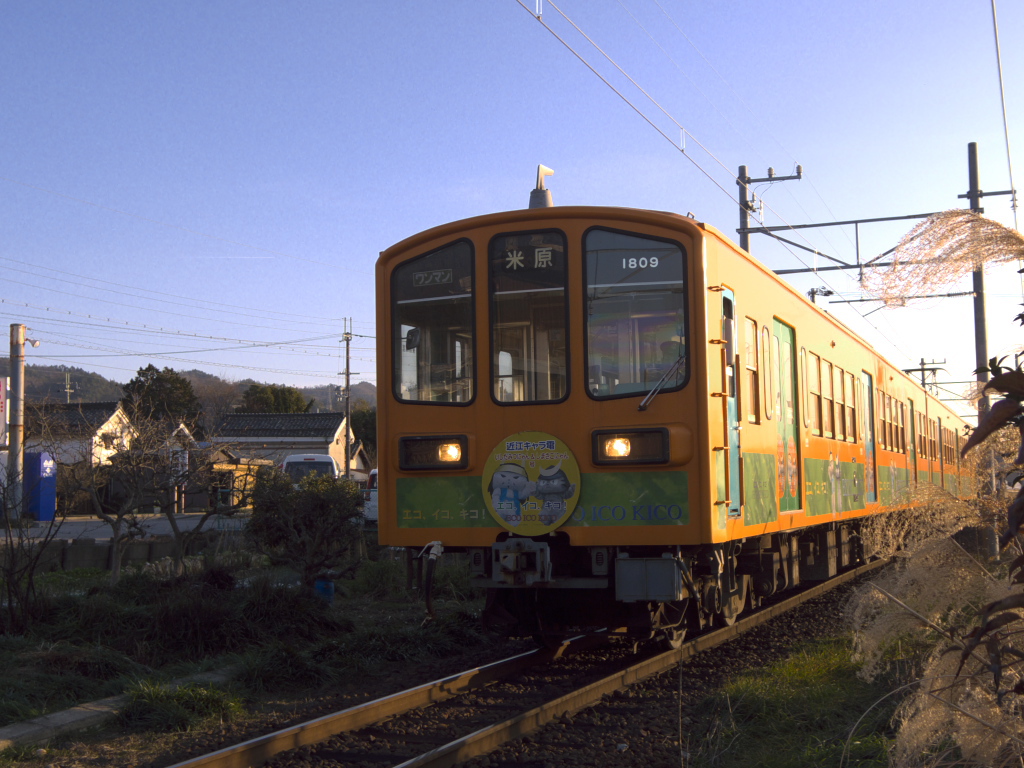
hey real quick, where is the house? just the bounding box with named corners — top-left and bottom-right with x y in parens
top-left (212, 412), bottom-right (371, 484)
top-left (25, 402), bottom-right (136, 467)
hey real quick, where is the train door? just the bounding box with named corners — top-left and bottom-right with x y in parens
top-left (938, 417), bottom-right (945, 489)
top-left (721, 289), bottom-right (741, 519)
top-left (861, 372), bottom-right (877, 503)
top-left (773, 321), bottom-right (800, 512)
top-left (913, 399), bottom-right (921, 483)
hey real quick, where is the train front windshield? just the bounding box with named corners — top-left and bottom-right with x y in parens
top-left (585, 229), bottom-right (688, 397)
top-left (391, 226), bottom-right (687, 404)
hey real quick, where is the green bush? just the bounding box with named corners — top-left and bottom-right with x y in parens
top-left (118, 680), bottom-right (244, 733)
top-left (246, 470), bottom-right (365, 587)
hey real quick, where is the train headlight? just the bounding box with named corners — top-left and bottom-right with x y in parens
top-left (592, 429), bottom-right (669, 465)
top-left (399, 435), bottom-right (469, 470)
top-left (605, 437), bottom-right (631, 457)
top-left (438, 442), bottom-right (462, 463)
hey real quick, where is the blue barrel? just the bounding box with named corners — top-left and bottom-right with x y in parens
top-left (314, 578), bottom-right (335, 605)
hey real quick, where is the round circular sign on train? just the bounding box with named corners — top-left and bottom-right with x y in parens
top-left (482, 431), bottom-right (581, 535)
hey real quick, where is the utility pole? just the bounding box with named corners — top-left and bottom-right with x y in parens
top-left (63, 371), bottom-right (77, 404)
top-left (902, 359), bottom-right (946, 392)
top-left (965, 142), bottom-right (990, 418)
top-left (343, 320), bottom-right (352, 481)
top-left (737, 164), bottom-right (802, 253)
top-left (8, 325), bottom-right (26, 518)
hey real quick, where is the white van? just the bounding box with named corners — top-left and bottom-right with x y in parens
top-left (363, 468), bottom-right (378, 523)
top-left (280, 454), bottom-right (341, 485)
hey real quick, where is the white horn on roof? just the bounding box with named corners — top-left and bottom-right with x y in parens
top-left (529, 165), bottom-right (554, 208)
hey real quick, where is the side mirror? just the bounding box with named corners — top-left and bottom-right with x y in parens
top-left (406, 328), bottom-right (421, 350)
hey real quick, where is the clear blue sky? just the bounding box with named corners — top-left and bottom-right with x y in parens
top-left (1, 0), bottom-right (1020, 419)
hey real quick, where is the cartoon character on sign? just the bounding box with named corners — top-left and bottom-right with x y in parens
top-left (532, 462), bottom-right (577, 517)
top-left (487, 463), bottom-right (536, 526)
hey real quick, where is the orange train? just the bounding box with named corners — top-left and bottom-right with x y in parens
top-left (375, 179), bottom-right (970, 646)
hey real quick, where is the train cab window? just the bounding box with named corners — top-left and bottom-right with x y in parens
top-left (744, 318), bottom-right (760, 423)
top-left (392, 240), bottom-right (475, 404)
top-left (584, 229), bottom-right (687, 398)
top-left (489, 230), bottom-right (568, 403)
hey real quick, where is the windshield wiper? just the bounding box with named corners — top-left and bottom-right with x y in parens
top-left (638, 355), bottom-right (685, 411)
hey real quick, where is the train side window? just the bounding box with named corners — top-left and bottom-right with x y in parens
top-left (490, 230), bottom-right (568, 403)
top-left (392, 240), bottom-right (475, 404)
top-left (744, 318), bottom-right (760, 423)
top-left (822, 360), bottom-right (834, 438)
top-left (584, 229), bottom-right (687, 399)
top-left (808, 352), bottom-right (821, 435)
top-left (834, 366), bottom-right (845, 441)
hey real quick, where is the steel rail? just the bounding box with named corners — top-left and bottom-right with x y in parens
top-left (164, 631), bottom-right (609, 768)
top-left (394, 558), bottom-right (889, 768)
top-left (170, 558), bottom-right (887, 768)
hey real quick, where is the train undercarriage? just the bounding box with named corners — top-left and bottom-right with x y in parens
top-left (475, 522), bottom-right (864, 649)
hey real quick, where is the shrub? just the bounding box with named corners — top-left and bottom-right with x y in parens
top-left (246, 470), bottom-right (365, 587)
top-left (118, 680), bottom-right (243, 733)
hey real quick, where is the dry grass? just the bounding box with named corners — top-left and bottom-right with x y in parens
top-left (848, 488), bottom-right (1024, 766)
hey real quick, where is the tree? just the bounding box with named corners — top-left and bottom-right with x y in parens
top-left (123, 365), bottom-right (202, 429)
top-left (187, 374), bottom-right (241, 434)
top-left (246, 470), bottom-right (364, 587)
top-left (236, 383), bottom-right (313, 414)
top-left (0, 472), bottom-right (68, 634)
top-left (350, 404), bottom-right (377, 467)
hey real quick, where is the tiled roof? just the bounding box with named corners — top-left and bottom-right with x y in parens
top-left (28, 402), bottom-right (123, 435)
top-left (215, 412), bottom-right (346, 439)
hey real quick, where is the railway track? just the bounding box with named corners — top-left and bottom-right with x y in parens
top-left (169, 559), bottom-right (886, 768)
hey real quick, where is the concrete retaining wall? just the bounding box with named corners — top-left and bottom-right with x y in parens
top-left (4, 533), bottom-right (224, 573)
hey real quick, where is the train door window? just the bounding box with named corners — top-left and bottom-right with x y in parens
top-left (489, 230), bottom-right (568, 403)
top-left (899, 402), bottom-right (907, 453)
top-left (808, 352), bottom-right (821, 434)
top-left (908, 400), bottom-right (918, 482)
top-left (938, 418), bottom-right (945, 481)
top-left (845, 371), bottom-right (857, 442)
top-left (773, 333), bottom-right (783, 420)
top-left (392, 240), bottom-right (475, 404)
top-left (763, 326), bottom-right (774, 419)
top-left (834, 366), bottom-right (845, 440)
top-left (800, 348), bottom-right (810, 428)
top-left (822, 360), bottom-right (834, 438)
top-left (878, 394), bottom-right (886, 449)
top-left (584, 229), bottom-right (687, 399)
top-left (744, 318), bottom-right (760, 423)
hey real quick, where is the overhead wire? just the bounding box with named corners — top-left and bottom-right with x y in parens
top-left (0, 254), bottom-right (355, 328)
top-left (516, 0), bottom-right (918, 363)
top-left (0, 175), bottom-right (369, 273)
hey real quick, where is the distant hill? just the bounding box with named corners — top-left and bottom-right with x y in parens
top-left (300, 381), bottom-right (376, 412)
top-left (0, 360), bottom-right (376, 411)
top-left (0, 361), bottom-right (124, 403)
